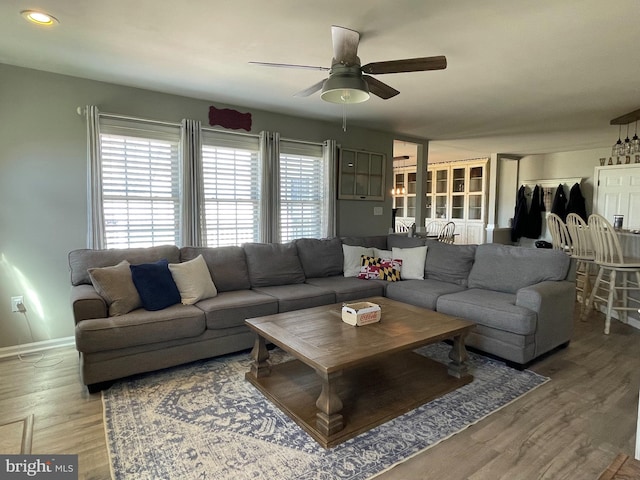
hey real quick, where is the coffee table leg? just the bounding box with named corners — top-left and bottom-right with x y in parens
top-left (315, 370), bottom-right (344, 436)
top-left (249, 334), bottom-right (271, 378)
top-left (448, 333), bottom-right (470, 378)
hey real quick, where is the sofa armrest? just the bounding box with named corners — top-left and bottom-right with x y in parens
top-left (516, 280), bottom-right (575, 357)
top-left (70, 284), bottom-right (107, 324)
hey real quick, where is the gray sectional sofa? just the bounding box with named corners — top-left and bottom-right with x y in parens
top-left (68, 234), bottom-right (575, 391)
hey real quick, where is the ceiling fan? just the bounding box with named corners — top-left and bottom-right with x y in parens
top-left (250, 25), bottom-right (447, 104)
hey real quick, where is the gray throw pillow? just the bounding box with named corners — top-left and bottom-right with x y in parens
top-left (425, 241), bottom-right (477, 286)
top-left (88, 260), bottom-right (142, 316)
top-left (243, 242), bottom-right (306, 287)
top-left (295, 237), bottom-right (343, 278)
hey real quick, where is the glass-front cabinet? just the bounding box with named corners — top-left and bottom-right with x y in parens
top-left (394, 158), bottom-right (488, 243)
top-left (392, 168), bottom-right (416, 226)
top-left (425, 159), bottom-right (488, 244)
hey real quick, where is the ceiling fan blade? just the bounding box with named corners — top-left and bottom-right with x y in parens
top-left (249, 61), bottom-right (330, 72)
top-left (331, 25), bottom-right (360, 65)
top-left (363, 75), bottom-right (400, 100)
top-left (294, 79), bottom-right (327, 97)
top-left (362, 56), bottom-right (447, 74)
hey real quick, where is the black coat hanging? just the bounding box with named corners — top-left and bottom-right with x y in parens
top-left (566, 183), bottom-right (587, 221)
top-left (525, 185), bottom-right (544, 239)
top-left (551, 184), bottom-right (568, 221)
top-left (511, 185), bottom-right (528, 242)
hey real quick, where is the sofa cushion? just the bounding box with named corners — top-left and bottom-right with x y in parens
top-left (392, 246), bottom-right (428, 280)
top-left (305, 276), bottom-right (385, 303)
top-left (425, 240), bottom-right (477, 286)
top-left (343, 245), bottom-right (374, 277)
top-left (196, 290), bottom-right (278, 330)
top-left (69, 245), bottom-right (180, 286)
top-left (180, 246), bottom-right (250, 292)
top-left (341, 235), bottom-right (388, 249)
top-left (130, 259), bottom-right (181, 311)
top-left (243, 242), bottom-right (306, 287)
top-left (436, 288), bottom-right (537, 335)
top-left (75, 303), bottom-right (205, 353)
top-left (168, 255), bottom-right (217, 305)
top-left (295, 237), bottom-right (343, 278)
top-left (252, 284), bottom-right (335, 312)
top-left (88, 260), bottom-right (142, 316)
top-left (386, 235), bottom-right (427, 249)
top-left (385, 279), bottom-right (466, 311)
top-left (467, 244), bottom-right (571, 294)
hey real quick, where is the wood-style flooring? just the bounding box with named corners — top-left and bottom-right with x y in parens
top-left (1, 304), bottom-right (638, 480)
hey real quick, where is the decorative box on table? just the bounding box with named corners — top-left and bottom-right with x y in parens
top-left (341, 302), bottom-right (381, 326)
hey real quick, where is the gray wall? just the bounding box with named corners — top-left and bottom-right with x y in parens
top-left (518, 147), bottom-right (609, 218)
top-left (0, 63), bottom-right (408, 348)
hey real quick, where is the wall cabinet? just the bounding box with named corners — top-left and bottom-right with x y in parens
top-left (425, 159), bottom-right (489, 244)
top-left (593, 164), bottom-right (640, 230)
top-left (338, 148), bottom-right (386, 201)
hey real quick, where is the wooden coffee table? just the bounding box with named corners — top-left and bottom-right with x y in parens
top-left (245, 296), bottom-right (474, 448)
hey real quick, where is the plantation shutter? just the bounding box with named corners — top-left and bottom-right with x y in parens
top-left (99, 117), bottom-right (181, 248)
top-left (279, 140), bottom-right (325, 242)
top-left (200, 129), bottom-right (261, 247)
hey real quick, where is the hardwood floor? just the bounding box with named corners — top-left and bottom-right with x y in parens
top-left (1, 305), bottom-right (638, 480)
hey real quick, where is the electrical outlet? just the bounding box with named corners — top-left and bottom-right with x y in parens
top-left (11, 296), bottom-right (23, 313)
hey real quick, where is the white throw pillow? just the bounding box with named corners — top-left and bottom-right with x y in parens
top-left (342, 245), bottom-right (374, 277)
top-left (373, 248), bottom-right (392, 259)
top-left (168, 255), bottom-right (217, 304)
top-left (391, 246), bottom-right (428, 280)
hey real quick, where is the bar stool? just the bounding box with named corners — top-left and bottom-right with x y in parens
top-left (583, 214), bottom-right (640, 334)
top-left (566, 213), bottom-right (596, 316)
top-left (546, 213), bottom-right (572, 253)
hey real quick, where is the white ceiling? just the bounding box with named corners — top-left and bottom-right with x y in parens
top-left (2, 0), bottom-right (639, 162)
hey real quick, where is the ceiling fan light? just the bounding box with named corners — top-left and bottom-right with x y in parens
top-left (321, 74), bottom-right (370, 104)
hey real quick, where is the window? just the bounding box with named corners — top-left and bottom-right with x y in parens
top-left (88, 109), bottom-right (335, 248)
top-left (279, 140), bottom-right (325, 242)
top-left (201, 130), bottom-right (261, 247)
top-left (99, 118), bottom-right (181, 248)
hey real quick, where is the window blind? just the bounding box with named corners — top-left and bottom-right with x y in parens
top-left (201, 130), bottom-right (261, 247)
top-left (279, 140), bottom-right (324, 242)
top-left (99, 119), bottom-right (181, 248)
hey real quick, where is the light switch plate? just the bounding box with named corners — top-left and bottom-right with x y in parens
top-left (373, 207), bottom-right (383, 216)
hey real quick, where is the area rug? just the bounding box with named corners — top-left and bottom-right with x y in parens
top-left (103, 343), bottom-right (548, 480)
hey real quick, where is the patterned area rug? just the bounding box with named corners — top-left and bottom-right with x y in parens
top-left (103, 343), bottom-right (548, 480)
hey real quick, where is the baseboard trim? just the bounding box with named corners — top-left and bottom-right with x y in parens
top-left (0, 336), bottom-right (75, 360)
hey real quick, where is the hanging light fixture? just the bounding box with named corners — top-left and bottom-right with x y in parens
top-left (633, 121), bottom-right (640, 154)
top-left (612, 124), bottom-right (623, 157)
top-left (624, 124), bottom-right (632, 155)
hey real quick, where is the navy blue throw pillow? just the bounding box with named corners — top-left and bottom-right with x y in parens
top-left (130, 259), bottom-right (181, 311)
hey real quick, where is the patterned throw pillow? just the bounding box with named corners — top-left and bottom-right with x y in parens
top-left (358, 255), bottom-right (382, 280)
top-left (379, 259), bottom-right (403, 282)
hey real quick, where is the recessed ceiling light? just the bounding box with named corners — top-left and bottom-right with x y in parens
top-left (21, 10), bottom-right (59, 26)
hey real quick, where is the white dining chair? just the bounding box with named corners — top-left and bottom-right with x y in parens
top-left (438, 221), bottom-right (456, 244)
top-left (425, 220), bottom-right (444, 237)
top-left (583, 214), bottom-right (640, 334)
top-left (546, 213), bottom-right (572, 253)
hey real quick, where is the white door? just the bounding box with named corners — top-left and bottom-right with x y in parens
top-left (595, 166), bottom-right (640, 230)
